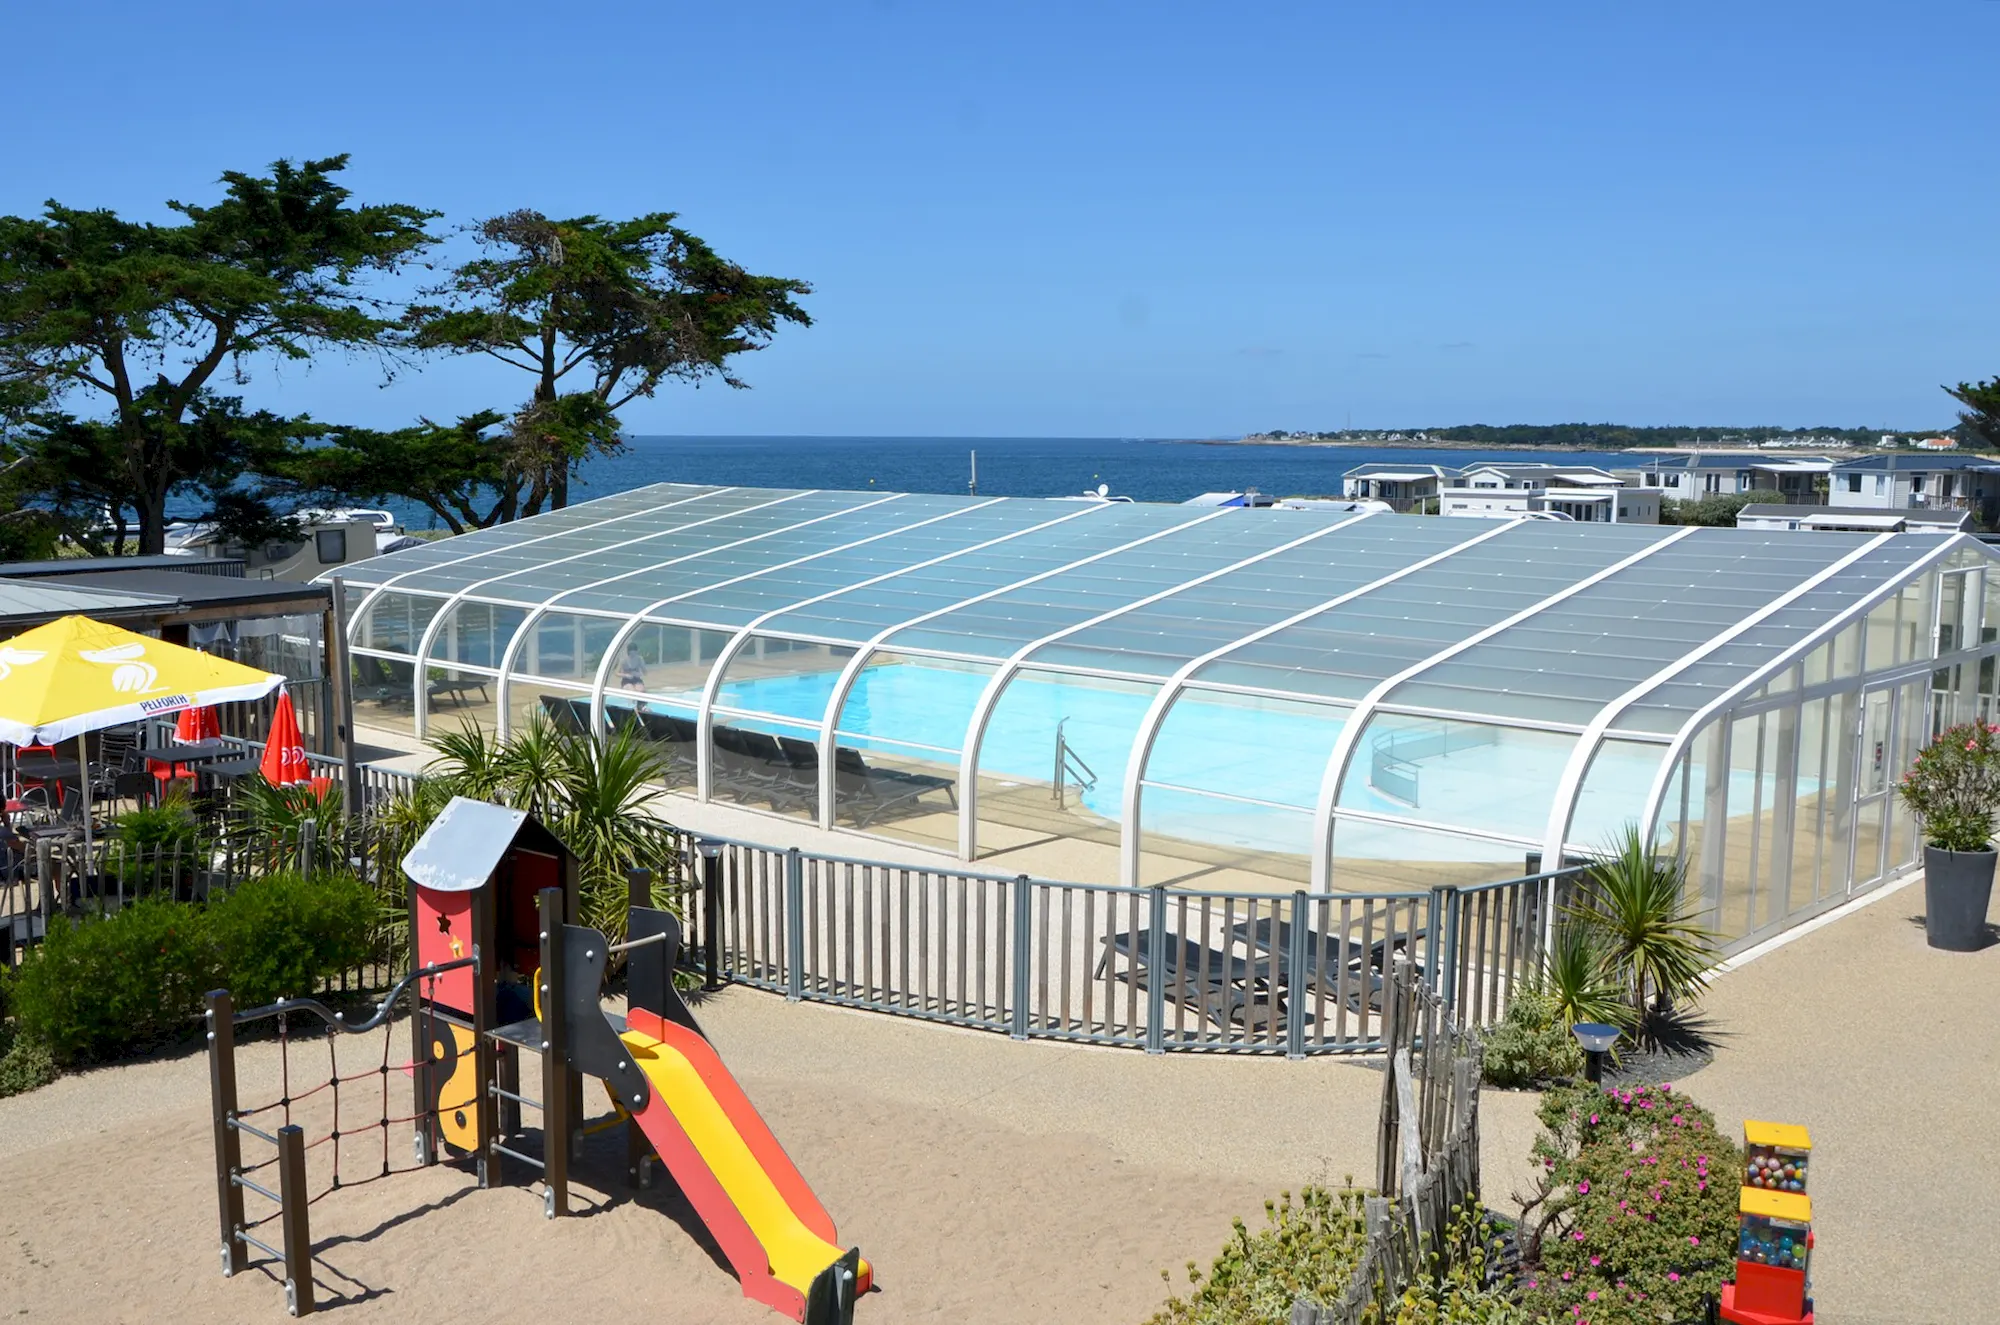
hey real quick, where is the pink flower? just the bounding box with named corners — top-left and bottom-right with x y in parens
top-left (1668, 1272), bottom-right (1681, 1283)
top-left (1689, 1235), bottom-right (1700, 1246)
top-left (1528, 1280), bottom-right (1539, 1289)
top-left (1563, 1270), bottom-right (1574, 1281)
top-left (1589, 1256), bottom-right (1601, 1267)
top-left (1578, 1180), bottom-right (1591, 1194)
top-left (1574, 1230), bottom-right (1587, 1241)
top-left (1590, 1114), bottom-right (1600, 1125)
top-left (1588, 1291), bottom-right (1600, 1302)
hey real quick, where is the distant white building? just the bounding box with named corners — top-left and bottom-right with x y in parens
top-left (1339, 463), bottom-right (1452, 511)
top-left (1736, 503), bottom-right (1971, 535)
top-left (1440, 486), bottom-right (1660, 523)
top-left (1614, 453), bottom-right (1833, 504)
top-left (1826, 455), bottom-right (2000, 523)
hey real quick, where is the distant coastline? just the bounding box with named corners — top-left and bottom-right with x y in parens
top-left (1165, 436), bottom-right (1881, 457)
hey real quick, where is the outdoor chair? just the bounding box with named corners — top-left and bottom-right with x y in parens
top-left (830, 746), bottom-right (956, 827)
top-left (637, 711), bottom-right (700, 786)
top-left (539, 694), bottom-right (591, 736)
top-left (1228, 915), bottom-right (1425, 1011)
top-left (1093, 928), bottom-right (1304, 1033)
top-left (352, 655), bottom-right (414, 706)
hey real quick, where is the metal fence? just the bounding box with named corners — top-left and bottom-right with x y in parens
top-left (676, 836), bottom-right (1579, 1054)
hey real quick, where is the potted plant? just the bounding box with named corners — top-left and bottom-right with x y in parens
top-left (1899, 721), bottom-right (2000, 950)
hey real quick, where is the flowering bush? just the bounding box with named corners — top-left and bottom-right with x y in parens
top-left (1516, 1083), bottom-right (1741, 1324)
top-left (1899, 721), bottom-right (2000, 853)
top-left (1149, 1188), bottom-right (1531, 1324)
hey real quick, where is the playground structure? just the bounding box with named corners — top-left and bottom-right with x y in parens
top-left (205, 795), bottom-right (867, 1322)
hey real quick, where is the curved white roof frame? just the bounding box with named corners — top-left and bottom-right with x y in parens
top-left (343, 485), bottom-right (733, 645)
top-left (1309, 526), bottom-right (1701, 893)
top-left (1114, 517), bottom-right (1519, 888)
top-left (577, 496), bottom-right (1013, 734)
top-left (934, 508), bottom-right (1347, 857)
top-left (1635, 532), bottom-right (1977, 855)
top-left (495, 491), bottom-right (929, 736)
top-left (690, 503), bottom-right (1123, 803)
top-left (410, 490), bottom-right (823, 737)
top-left (1537, 531), bottom-right (1903, 872)
top-left (807, 507), bottom-right (1246, 838)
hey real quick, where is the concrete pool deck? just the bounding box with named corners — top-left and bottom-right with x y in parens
top-left (1, 863), bottom-right (1994, 1322)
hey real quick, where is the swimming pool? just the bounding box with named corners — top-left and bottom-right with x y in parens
top-left (686, 663), bottom-right (1806, 858)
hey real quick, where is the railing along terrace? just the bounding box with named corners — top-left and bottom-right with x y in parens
top-left (676, 836), bottom-right (1579, 1055)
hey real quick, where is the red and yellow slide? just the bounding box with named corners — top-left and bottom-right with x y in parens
top-left (619, 1005), bottom-right (871, 1322)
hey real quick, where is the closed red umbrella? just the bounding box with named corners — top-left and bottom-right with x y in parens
top-left (175, 706), bottom-right (221, 743)
top-left (259, 689), bottom-right (310, 787)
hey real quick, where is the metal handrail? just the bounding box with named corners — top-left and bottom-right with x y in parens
top-left (231, 954), bottom-right (479, 1030)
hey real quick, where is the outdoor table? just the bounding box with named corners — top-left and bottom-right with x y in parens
top-left (131, 738), bottom-right (238, 764)
top-left (199, 756), bottom-right (263, 780)
top-left (12, 756), bottom-right (81, 782)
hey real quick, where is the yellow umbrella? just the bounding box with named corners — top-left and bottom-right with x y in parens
top-left (0, 615), bottom-right (284, 746)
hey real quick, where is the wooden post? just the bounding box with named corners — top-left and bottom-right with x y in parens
top-left (206, 991), bottom-right (247, 1277)
top-left (538, 886), bottom-right (568, 1218)
top-left (276, 1123), bottom-right (315, 1317)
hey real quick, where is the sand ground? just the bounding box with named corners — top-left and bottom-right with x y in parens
top-left (2, 872), bottom-right (1995, 1324)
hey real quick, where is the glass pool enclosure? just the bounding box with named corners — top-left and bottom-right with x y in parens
top-left (330, 484), bottom-right (2000, 953)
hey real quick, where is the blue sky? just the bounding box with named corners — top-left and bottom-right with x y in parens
top-left (4, 2), bottom-right (1995, 436)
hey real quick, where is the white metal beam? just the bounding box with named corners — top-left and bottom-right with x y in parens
top-left (1114, 517), bottom-right (1519, 887)
top-left (947, 511), bottom-right (1368, 859)
top-left (698, 502), bottom-right (1126, 804)
top-left (1636, 531), bottom-right (1972, 853)
top-left (342, 485), bottom-right (729, 646)
top-left (489, 492), bottom-right (911, 734)
top-left (412, 490), bottom-right (821, 737)
top-left (1539, 530), bottom-right (1903, 868)
top-left (1309, 526), bottom-right (1699, 892)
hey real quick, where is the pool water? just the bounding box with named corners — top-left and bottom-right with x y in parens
top-left (692, 663), bottom-right (1806, 859)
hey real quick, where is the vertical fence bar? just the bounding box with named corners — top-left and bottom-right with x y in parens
top-left (1434, 886), bottom-right (1460, 1012)
top-left (1009, 875), bottom-right (1031, 1040)
top-left (1144, 885), bottom-right (1167, 1054)
top-left (538, 887), bottom-right (567, 1217)
top-left (276, 1123), bottom-right (315, 1317)
top-left (205, 990), bottom-right (247, 1278)
top-left (784, 848), bottom-right (805, 1001)
top-left (1286, 891), bottom-right (1310, 1059)
top-left (701, 844), bottom-right (724, 992)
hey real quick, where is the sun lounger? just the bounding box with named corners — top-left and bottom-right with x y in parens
top-left (539, 694), bottom-right (591, 735)
top-left (1093, 929), bottom-right (1301, 1032)
top-left (830, 746), bottom-right (956, 827)
top-left (1229, 915), bottom-right (1424, 1009)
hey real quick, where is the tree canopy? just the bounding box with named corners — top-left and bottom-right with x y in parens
top-left (406, 210), bottom-right (811, 507)
top-left (1947, 377), bottom-right (2000, 450)
top-left (0, 156), bottom-right (436, 552)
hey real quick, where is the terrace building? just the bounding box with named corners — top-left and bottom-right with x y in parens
top-left (1826, 454), bottom-right (2000, 525)
top-left (1616, 453), bottom-right (1834, 505)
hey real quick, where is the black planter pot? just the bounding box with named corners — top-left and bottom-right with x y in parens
top-left (1923, 845), bottom-right (1996, 951)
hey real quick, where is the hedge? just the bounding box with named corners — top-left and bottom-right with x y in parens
top-left (8, 871), bottom-right (377, 1068)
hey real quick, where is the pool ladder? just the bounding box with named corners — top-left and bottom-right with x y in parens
top-left (1053, 718), bottom-right (1098, 810)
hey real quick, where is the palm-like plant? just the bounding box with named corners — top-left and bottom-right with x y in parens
top-left (427, 721), bottom-right (508, 802)
top-left (1537, 921), bottom-right (1630, 1032)
top-left (492, 711), bottom-right (572, 822)
top-left (556, 723), bottom-right (676, 940)
top-left (233, 774), bottom-right (347, 872)
top-left (1571, 824), bottom-right (1716, 1025)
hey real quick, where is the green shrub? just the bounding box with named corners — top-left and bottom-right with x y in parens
top-left (206, 871), bottom-right (377, 1010)
top-left (1518, 1082), bottom-right (1742, 1324)
top-left (0, 1022), bottom-right (57, 1097)
top-left (9, 870), bottom-right (377, 1067)
top-left (1482, 988), bottom-right (1584, 1088)
top-left (1899, 720), bottom-right (2000, 851)
top-left (112, 790), bottom-right (203, 855)
top-left (9, 896), bottom-right (220, 1065)
top-left (1149, 1189), bottom-right (1530, 1325)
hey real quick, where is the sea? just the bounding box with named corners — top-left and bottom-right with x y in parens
top-left (384, 435), bottom-right (1643, 532)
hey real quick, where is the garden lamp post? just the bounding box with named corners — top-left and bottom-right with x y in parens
top-left (1571, 1022), bottom-right (1620, 1084)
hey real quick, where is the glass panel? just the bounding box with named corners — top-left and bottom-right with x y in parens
top-left (1896, 575), bottom-right (1934, 666)
top-left (1689, 722), bottom-right (1729, 930)
top-left (610, 624), bottom-right (737, 707)
top-left (421, 667), bottom-right (500, 737)
top-left (831, 654), bottom-right (996, 849)
top-left (1862, 597), bottom-right (1899, 675)
top-left (1938, 570), bottom-right (1972, 654)
top-left (1718, 714), bottom-right (1762, 943)
top-left (1327, 816), bottom-right (1537, 893)
top-left (1336, 715), bottom-right (1575, 842)
top-left (1986, 568), bottom-right (2000, 644)
top-left (1789, 697), bottom-right (1828, 912)
top-left (1820, 689), bottom-right (1859, 901)
top-left (350, 653), bottom-right (417, 737)
top-left (1831, 622), bottom-right (1863, 679)
top-left (432, 601), bottom-right (527, 669)
top-left (1754, 706), bottom-right (1797, 932)
top-left (1860, 689), bottom-right (1894, 796)
top-left (509, 611), bottom-right (623, 684)
top-left (505, 679), bottom-right (593, 738)
top-left (713, 638), bottom-right (858, 726)
top-left (1651, 751), bottom-right (1688, 867)
top-left (971, 671), bottom-right (1159, 866)
top-left (1853, 799), bottom-right (1886, 888)
top-left (709, 711), bottom-right (823, 820)
top-left (1801, 641), bottom-right (1831, 688)
top-left (354, 591), bottom-right (446, 655)
top-left (1135, 692), bottom-right (1350, 891)
top-left (1567, 739), bottom-right (1668, 853)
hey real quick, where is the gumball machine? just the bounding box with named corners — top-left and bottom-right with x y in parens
top-left (1722, 1121), bottom-right (1815, 1325)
